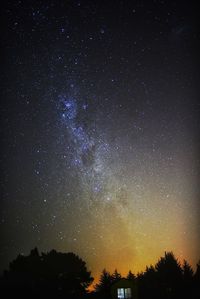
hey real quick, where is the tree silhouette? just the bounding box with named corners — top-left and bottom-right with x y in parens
top-left (155, 251), bottom-right (183, 299)
top-left (137, 265), bottom-right (159, 299)
top-left (182, 260), bottom-right (194, 298)
top-left (182, 260), bottom-right (194, 278)
top-left (136, 252), bottom-right (197, 299)
top-left (193, 260), bottom-right (200, 299)
top-left (126, 270), bottom-right (136, 281)
top-left (112, 269), bottom-right (121, 283)
top-left (1, 249), bottom-right (199, 299)
top-left (1, 248), bottom-right (93, 298)
top-left (94, 269), bottom-right (113, 299)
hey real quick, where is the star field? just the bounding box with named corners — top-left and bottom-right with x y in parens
top-left (1, 0), bottom-right (199, 283)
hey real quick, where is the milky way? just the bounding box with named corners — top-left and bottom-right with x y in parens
top-left (1, 0), bottom-right (199, 283)
top-left (56, 91), bottom-right (130, 221)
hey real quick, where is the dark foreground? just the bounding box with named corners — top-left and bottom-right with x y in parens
top-left (1, 248), bottom-right (200, 299)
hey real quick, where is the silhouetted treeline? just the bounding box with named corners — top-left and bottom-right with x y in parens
top-left (94, 252), bottom-right (200, 299)
top-left (0, 250), bottom-right (200, 299)
top-left (0, 248), bottom-right (93, 298)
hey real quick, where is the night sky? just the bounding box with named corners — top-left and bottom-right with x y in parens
top-left (1, 0), bottom-right (199, 283)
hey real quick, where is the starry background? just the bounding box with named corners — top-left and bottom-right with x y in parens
top-left (1, 0), bottom-right (199, 283)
